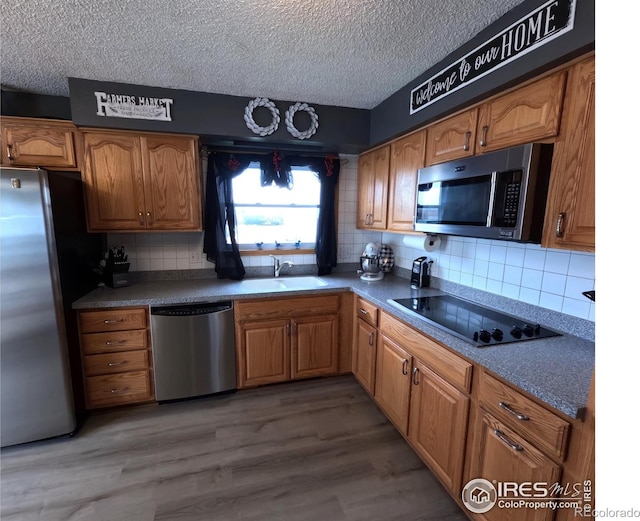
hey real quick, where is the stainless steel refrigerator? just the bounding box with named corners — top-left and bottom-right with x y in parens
top-left (1, 167), bottom-right (87, 447)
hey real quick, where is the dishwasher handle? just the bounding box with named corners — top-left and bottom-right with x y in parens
top-left (151, 301), bottom-right (232, 317)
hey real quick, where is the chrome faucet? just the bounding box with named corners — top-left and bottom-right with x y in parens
top-left (269, 255), bottom-right (294, 277)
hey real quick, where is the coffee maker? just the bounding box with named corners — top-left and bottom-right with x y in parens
top-left (410, 257), bottom-right (432, 288)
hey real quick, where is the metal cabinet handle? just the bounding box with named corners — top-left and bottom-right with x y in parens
top-left (6, 144), bottom-right (15, 161)
top-left (105, 340), bottom-right (124, 346)
top-left (103, 319), bottom-right (123, 324)
top-left (479, 125), bottom-right (489, 147)
top-left (494, 429), bottom-right (524, 451)
top-left (463, 131), bottom-right (471, 151)
top-left (107, 361), bottom-right (125, 367)
top-left (286, 323), bottom-right (291, 336)
top-left (368, 332), bottom-right (375, 346)
top-left (402, 358), bottom-right (408, 375)
top-left (146, 212), bottom-right (152, 224)
top-left (499, 401), bottom-right (529, 421)
top-left (359, 308), bottom-right (369, 316)
top-left (412, 367), bottom-right (420, 385)
top-left (110, 388), bottom-right (120, 394)
top-left (138, 212), bottom-right (144, 225)
top-left (555, 212), bottom-right (566, 238)
top-left (291, 322), bottom-right (297, 334)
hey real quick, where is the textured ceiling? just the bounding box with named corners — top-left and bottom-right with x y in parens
top-left (1, 0), bottom-right (525, 110)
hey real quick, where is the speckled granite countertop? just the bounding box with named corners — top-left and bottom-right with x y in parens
top-left (73, 273), bottom-right (594, 419)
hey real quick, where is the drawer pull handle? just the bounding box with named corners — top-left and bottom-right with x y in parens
top-left (402, 358), bottom-right (408, 375)
top-left (494, 429), bottom-right (524, 451)
top-left (368, 332), bottom-right (375, 346)
top-left (138, 212), bottom-right (144, 225)
top-left (110, 388), bottom-right (120, 394)
top-left (6, 144), bottom-right (15, 161)
top-left (499, 401), bottom-right (529, 421)
top-left (359, 308), bottom-right (369, 316)
top-left (107, 361), bottom-right (125, 367)
top-left (463, 131), bottom-right (471, 151)
top-left (480, 125), bottom-right (489, 147)
top-left (555, 212), bottom-right (566, 238)
top-left (104, 319), bottom-right (123, 324)
top-left (412, 367), bottom-right (420, 385)
top-left (105, 340), bottom-right (124, 346)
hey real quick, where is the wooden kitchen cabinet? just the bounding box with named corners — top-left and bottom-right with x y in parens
top-left (542, 56), bottom-right (595, 252)
top-left (425, 108), bottom-right (478, 165)
top-left (77, 307), bottom-right (154, 409)
top-left (387, 130), bottom-right (426, 231)
top-left (476, 71), bottom-right (566, 153)
top-left (234, 294), bottom-right (340, 388)
top-left (82, 130), bottom-right (202, 232)
top-left (466, 410), bottom-right (560, 521)
top-left (0, 117), bottom-right (79, 169)
top-left (409, 361), bottom-right (470, 495)
top-left (357, 145), bottom-right (389, 229)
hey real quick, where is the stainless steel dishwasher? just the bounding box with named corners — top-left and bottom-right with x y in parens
top-left (150, 301), bottom-right (236, 402)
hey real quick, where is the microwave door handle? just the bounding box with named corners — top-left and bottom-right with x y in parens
top-left (486, 172), bottom-right (498, 227)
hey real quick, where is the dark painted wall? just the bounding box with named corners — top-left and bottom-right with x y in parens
top-left (1, 91), bottom-right (72, 120)
top-left (369, 0), bottom-right (595, 146)
top-left (68, 78), bottom-right (370, 154)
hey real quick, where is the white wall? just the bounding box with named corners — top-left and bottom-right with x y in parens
top-left (107, 152), bottom-right (595, 321)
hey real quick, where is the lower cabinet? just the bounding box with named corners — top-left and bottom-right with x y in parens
top-left (77, 307), bottom-right (154, 409)
top-left (234, 294), bottom-right (340, 388)
top-left (373, 311), bottom-right (472, 496)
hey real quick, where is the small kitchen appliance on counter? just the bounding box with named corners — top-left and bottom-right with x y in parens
top-left (359, 242), bottom-right (384, 281)
top-left (410, 256), bottom-right (432, 288)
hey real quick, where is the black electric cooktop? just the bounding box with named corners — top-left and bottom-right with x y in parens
top-left (388, 294), bottom-right (561, 347)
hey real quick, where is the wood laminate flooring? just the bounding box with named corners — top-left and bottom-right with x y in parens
top-left (1, 375), bottom-right (468, 521)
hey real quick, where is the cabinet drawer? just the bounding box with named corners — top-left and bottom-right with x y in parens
top-left (356, 297), bottom-right (378, 327)
top-left (235, 294), bottom-right (340, 321)
top-left (84, 350), bottom-right (149, 377)
top-left (78, 308), bottom-right (147, 333)
top-left (81, 329), bottom-right (148, 355)
top-left (478, 371), bottom-right (570, 460)
top-left (379, 312), bottom-right (472, 393)
top-left (85, 371), bottom-right (152, 408)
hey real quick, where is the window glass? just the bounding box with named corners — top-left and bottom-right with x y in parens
top-left (230, 164), bottom-right (321, 249)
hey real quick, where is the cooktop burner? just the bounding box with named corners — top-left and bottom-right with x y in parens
top-left (388, 294), bottom-right (561, 346)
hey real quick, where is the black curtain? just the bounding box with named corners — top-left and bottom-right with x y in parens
top-left (203, 152), bottom-right (252, 279)
top-left (203, 150), bottom-right (340, 278)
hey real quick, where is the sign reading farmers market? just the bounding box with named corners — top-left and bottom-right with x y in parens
top-left (94, 91), bottom-right (174, 121)
top-left (409, 0), bottom-right (576, 115)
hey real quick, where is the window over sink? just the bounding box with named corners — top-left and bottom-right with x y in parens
top-left (229, 163), bottom-right (321, 251)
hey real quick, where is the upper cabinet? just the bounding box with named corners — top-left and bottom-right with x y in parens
top-left (425, 109), bottom-right (477, 165)
top-left (387, 130), bottom-right (426, 232)
top-left (357, 145), bottom-right (389, 229)
top-left (0, 117), bottom-right (80, 169)
top-left (542, 56), bottom-right (595, 252)
top-left (82, 130), bottom-right (202, 232)
top-left (476, 70), bottom-right (566, 153)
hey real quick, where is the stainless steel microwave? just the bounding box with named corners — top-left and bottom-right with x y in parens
top-left (414, 143), bottom-right (554, 242)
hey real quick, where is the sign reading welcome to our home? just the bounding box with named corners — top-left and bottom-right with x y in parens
top-left (94, 91), bottom-right (174, 121)
top-left (410, 0), bottom-right (576, 115)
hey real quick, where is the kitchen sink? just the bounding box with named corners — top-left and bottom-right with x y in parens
top-left (239, 276), bottom-right (328, 291)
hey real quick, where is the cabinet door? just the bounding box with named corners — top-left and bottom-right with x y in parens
top-left (542, 57), bottom-right (595, 252)
top-left (356, 146), bottom-right (389, 229)
top-left (467, 410), bottom-right (560, 521)
top-left (408, 361), bottom-right (469, 495)
top-left (387, 130), bottom-right (426, 231)
top-left (374, 334), bottom-right (412, 434)
top-left (291, 314), bottom-right (338, 379)
top-left (238, 319), bottom-right (290, 387)
top-left (477, 71), bottom-right (566, 153)
top-left (82, 132), bottom-right (146, 231)
top-left (353, 318), bottom-right (377, 395)
top-left (425, 109), bottom-right (478, 165)
top-left (1, 119), bottom-right (77, 168)
top-left (140, 135), bottom-right (202, 231)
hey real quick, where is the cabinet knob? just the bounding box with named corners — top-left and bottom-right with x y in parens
top-left (479, 126), bottom-right (489, 147)
top-left (463, 131), bottom-right (471, 151)
top-left (555, 212), bottom-right (566, 238)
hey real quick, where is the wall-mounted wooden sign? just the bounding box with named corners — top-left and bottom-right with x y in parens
top-left (94, 91), bottom-right (173, 121)
top-left (410, 0), bottom-right (576, 115)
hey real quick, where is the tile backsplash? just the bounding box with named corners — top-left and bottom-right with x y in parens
top-left (107, 153), bottom-right (595, 322)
